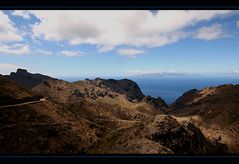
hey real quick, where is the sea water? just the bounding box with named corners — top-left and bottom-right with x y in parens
top-left (132, 76), bottom-right (239, 105)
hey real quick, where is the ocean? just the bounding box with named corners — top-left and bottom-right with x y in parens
top-left (62, 76), bottom-right (239, 105)
top-left (132, 76), bottom-right (239, 105)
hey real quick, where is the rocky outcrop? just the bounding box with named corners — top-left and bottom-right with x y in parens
top-left (5, 68), bottom-right (53, 89)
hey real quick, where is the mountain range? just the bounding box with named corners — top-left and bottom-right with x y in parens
top-left (0, 69), bottom-right (238, 154)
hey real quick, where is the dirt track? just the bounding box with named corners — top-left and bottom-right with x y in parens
top-left (0, 99), bottom-right (46, 108)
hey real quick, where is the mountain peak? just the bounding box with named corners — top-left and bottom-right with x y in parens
top-left (5, 69), bottom-right (53, 89)
top-left (9, 68), bottom-right (28, 76)
top-left (16, 68), bottom-right (28, 73)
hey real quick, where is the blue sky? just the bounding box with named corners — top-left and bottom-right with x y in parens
top-left (0, 10), bottom-right (239, 78)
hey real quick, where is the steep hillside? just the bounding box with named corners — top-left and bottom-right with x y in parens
top-left (169, 84), bottom-right (239, 153)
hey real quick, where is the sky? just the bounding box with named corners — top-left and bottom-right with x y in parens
top-left (0, 10), bottom-right (239, 78)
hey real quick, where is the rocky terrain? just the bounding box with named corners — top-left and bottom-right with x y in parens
top-left (88, 115), bottom-right (226, 154)
top-left (1, 69), bottom-right (238, 154)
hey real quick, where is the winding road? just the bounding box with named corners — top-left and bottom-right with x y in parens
top-left (0, 99), bottom-right (46, 108)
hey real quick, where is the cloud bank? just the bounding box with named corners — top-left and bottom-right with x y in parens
top-left (0, 10), bottom-right (236, 58)
top-left (30, 10), bottom-right (234, 52)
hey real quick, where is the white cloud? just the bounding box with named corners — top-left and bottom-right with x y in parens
top-left (0, 63), bottom-right (20, 75)
top-left (117, 48), bottom-right (145, 57)
top-left (36, 49), bottom-right (53, 55)
top-left (11, 10), bottom-right (33, 20)
top-left (0, 11), bottom-right (22, 42)
top-left (60, 50), bottom-right (84, 57)
top-left (0, 44), bottom-right (30, 55)
top-left (194, 24), bottom-right (227, 41)
top-left (30, 10), bottom-right (234, 51)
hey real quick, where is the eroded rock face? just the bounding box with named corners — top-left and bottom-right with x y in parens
top-left (5, 69), bottom-right (53, 89)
